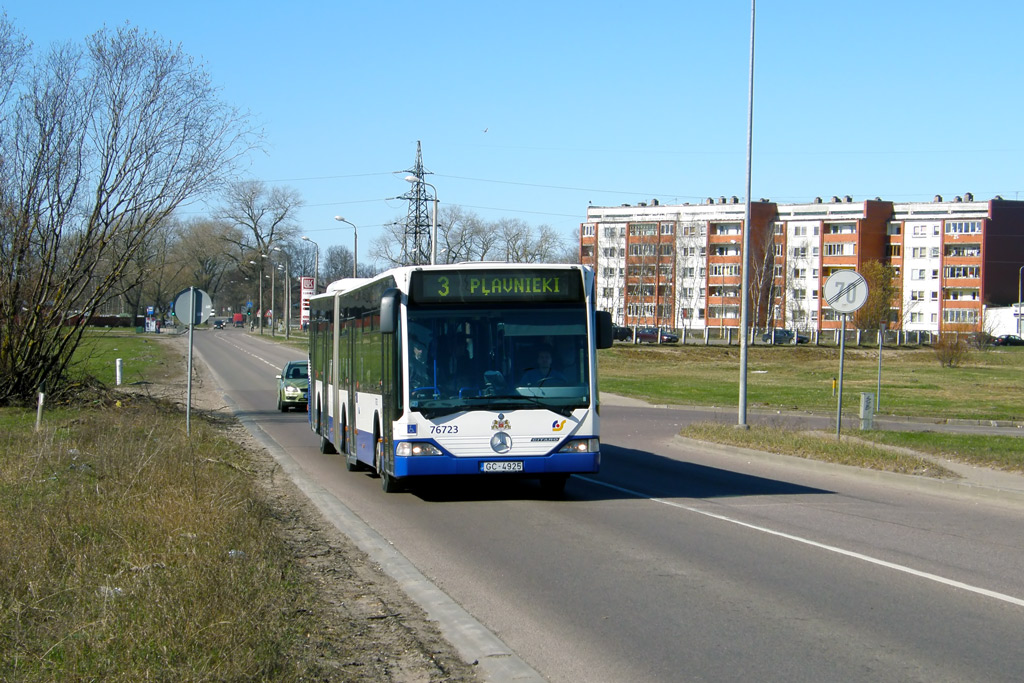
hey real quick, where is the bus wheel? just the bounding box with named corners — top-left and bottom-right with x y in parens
top-left (376, 433), bottom-right (402, 493)
top-left (317, 403), bottom-right (335, 455)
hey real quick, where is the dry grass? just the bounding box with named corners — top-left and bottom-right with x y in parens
top-left (0, 400), bottom-right (317, 681)
top-left (680, 422), bottom-right (959, 478)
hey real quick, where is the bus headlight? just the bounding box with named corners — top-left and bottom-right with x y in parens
top-left (396, 442), bottom-right (442, 456)
top-left (557, 438), bottom-right (599, 453)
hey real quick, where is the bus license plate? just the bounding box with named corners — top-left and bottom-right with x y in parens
top-left (480, 461), bottom-right (523, 473)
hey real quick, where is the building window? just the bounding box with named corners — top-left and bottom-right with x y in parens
top-left (943, 309), bottom-right (978, 324)
top-left (712, 222), bottom-right (742, 236)
top-left (629, 223), bottom-right (657, 236)
top-left (581, 246), bottom-right (594, 257)
top-left (659, 244), bottom-right (674, 256)
top-left (945, 244), bottom-right (981, 257)
top-left (628, 243), bottom-right (657, 257)
top-left (945, 220), bottom-right (981, 235)
top-left (603, 226), bottom-right (617, 238)
top-left (660, 222), bottom-right (675, 235)
top-left (825, 223), bottom-right (856, 235)
top-left (944, 266), bottom-right (980, 279)
top-left (911, 269), bottom-right (925, 280)
top-left (887, 244), bottom-right (902, 257)
top-left (582, 224), bottom-right (595, 237)
top-left (887, 222), bottom-right (902, 236)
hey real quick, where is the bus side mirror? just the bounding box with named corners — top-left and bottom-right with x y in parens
top-left (380, 288), bottom-right (400, 334)
top-left (595, 310), bottom-right (614, 349)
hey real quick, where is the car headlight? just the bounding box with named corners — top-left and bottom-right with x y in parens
top-left (557, 438), bottom-right (599, 453)
top-left (284, 386), bottom-right (302, 396)
top-left (395, 441), bottom-right (442, 456)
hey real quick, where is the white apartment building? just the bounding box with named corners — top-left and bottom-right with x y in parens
top-left (580, 194), bottom-right (1024, 335)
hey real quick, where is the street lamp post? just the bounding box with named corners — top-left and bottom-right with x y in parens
top-left (248, 257), bottom-right (266, 335)
top-left (301, 236), bottom-right (320, 294)
top-left (1018, 265), bottom-right (1024, 336)
top-left (334, 216), bottom-right (358, 277)
top-left (269, 260), bottom-right (276, 337)
top-left (405, 175), bottom-right (439, 265)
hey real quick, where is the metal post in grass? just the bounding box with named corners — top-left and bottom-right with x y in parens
top-left (836, 313), bottom-right (846, 439)
top-left (877, 323), bottom-right (885, 412)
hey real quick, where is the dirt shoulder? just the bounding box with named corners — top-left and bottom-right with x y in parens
top-left (123, 332), bottom-right (480, 682)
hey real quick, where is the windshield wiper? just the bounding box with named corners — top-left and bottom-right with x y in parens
top-left (461, 394), bottom-right (574, 417)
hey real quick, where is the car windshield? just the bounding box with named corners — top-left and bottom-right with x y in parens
top-left (285, 363), bottom-right (307, 380)
top-left (406, 303), bottom-right (590, 418)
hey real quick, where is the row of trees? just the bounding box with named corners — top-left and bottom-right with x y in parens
top-left (0, 16), bottom-right (578, 404)
top-left (0, 18), bottom-right (260, 404)
top-left (370, 205), bottom-right (576, 267)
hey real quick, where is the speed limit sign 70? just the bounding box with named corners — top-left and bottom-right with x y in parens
top-left (823, 270), bottom-right (868, 314)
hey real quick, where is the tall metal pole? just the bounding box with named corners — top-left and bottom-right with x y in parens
top-left (1018, 265), bottom-right (1023, 336)
top-left (738, 0), bottom-right (756, 428)
top-left (302, 236), bottom-right (320, 293)
top-left (405, 176), bottom-right (439, 265)
top-left (284, 261), bottom-right (290, 340)
top-left (187, 286), bottom-right (195, 436)
top-left (877, 323), bottom-right (885, 412)
top-left (836, 313), bottom-right (847, 440)
top-left (334, 217), bottom-right (358, 277)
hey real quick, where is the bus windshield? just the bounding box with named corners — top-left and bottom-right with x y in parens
top-left (407, 303), bottom-right (590, 418)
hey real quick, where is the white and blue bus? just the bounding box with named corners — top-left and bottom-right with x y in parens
top-left (308, 263), bottom-right (613, 493)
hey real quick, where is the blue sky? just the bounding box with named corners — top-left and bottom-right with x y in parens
top-left (5, 1), bottom-right (1024, 259)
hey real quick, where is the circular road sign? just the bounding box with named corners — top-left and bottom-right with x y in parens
top-left (823, 270), bottom-right (869, 314)
top-left (173, 287), bottom-right (213, 325)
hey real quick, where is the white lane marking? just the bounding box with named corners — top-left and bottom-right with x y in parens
top-left (219, 337), bottom-right (282, 371)
top-left (576, 476), bottom-right (1024, 609)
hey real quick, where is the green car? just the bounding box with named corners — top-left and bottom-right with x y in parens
top-left (276, 360), bottom-right (309, 412)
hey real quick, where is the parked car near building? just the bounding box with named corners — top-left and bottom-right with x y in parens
top-left (633, 327), bottom-right (679, 344)
top-left (276, 359), bottom-right (309, 411)
top-left (991, 334), bottom-right (1024, 346)
top-left (762, 329), bottom-right (809, 344)
top-left (612, 325), bottom-right (633, 341)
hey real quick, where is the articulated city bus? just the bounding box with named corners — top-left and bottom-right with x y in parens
top-left (308, 263), bottom-right (613, 493)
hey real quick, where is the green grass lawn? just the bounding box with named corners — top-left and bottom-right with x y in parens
top-left (599, 343), bottom-right (1024, 422)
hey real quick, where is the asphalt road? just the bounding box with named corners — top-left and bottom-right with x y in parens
top-left (194, 328), bottom-right (1024, 682)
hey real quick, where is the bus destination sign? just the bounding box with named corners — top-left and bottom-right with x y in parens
top-left (412, 269), bottom-right (582, 304)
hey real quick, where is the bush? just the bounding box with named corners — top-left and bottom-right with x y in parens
top-left (933, 333), bottom-right (970, 367)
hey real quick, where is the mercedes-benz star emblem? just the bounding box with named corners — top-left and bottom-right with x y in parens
top-left (490, 431), bottom-right (512, 454)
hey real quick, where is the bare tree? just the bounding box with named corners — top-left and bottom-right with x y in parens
top-left (322, 243), bottom-right (376, 283)
top-left (370, 207), bottom-right (564, 268)
top-left (0, 20), bottom-right (257, 403)
top-left (217, 180), bottom-right (303, 257)
top-left (854, 260), bottom-right (900, 330)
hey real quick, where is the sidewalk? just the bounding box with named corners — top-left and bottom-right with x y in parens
top-left (601, 392), bottom-right (1024, 507)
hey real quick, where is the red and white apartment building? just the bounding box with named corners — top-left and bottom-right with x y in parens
top-left (579, 194), bottom-right (1024, 335)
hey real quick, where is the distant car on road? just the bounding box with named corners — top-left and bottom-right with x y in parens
top-left (276, 359), bottom-right (309, 411)
top-left (762, 329), bottom-right (809, 344)
top-left (213, 319), bottom-right (225, 329)
top-left (991, 334), bottom-right (1024, 347)
top-left (633, 327), bottom-right (679, 344)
